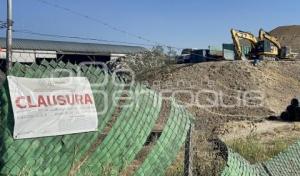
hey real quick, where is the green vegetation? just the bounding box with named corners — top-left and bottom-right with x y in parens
top-left (228, 135), bottom-right (297, 164)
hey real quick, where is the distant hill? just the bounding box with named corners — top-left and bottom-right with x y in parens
top-left (270, 25), bottom-right (300, 54)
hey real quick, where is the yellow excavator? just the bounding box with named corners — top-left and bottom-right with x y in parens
top-left (231, 28), bottom-right (295, 60)
top-left (230, 29), bottom-right (258, 60)
top-left (257, 28), bottom-right (294, 59)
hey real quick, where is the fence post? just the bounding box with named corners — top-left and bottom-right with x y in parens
top-left (184, 124), bottom-right (193, 176)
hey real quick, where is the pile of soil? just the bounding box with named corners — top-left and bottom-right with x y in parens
top-left (142, 61), bottom-right (300, 126)
top-left (270, 25), bottom-right (300, 56)
top-left (139, 60), bottom-right (300, 174)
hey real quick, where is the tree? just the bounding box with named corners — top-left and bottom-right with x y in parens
top-left (152, 45), bottom-right (165, 56)
top-left (167, 46), bottom-right (178, 60)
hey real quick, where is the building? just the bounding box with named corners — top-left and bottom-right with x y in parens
top-left (0, 37), bottom-right (146, 66)
top-left (222, 42), bottom-right (253, 60)
top-left (223, 43), bottom-right (235, 60)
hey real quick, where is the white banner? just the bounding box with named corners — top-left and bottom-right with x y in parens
top-left (7, 76), bottom-right (98, 139)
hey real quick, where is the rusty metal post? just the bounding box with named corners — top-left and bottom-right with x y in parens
top-left (184, 124), bottom-right (193, 176)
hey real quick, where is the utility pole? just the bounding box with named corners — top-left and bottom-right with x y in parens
top-left (6, 0), bottom-right (13, 73)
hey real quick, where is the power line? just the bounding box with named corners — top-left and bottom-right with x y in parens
top-left (0, 20), bottom-right (7, 29)
top-left (34, 0), bottom-right (179, 49)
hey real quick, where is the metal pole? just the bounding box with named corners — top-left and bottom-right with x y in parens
top-left (184, 124), bottom-right (193, 176)
top-left (6, 0), bottom-right (13, 73)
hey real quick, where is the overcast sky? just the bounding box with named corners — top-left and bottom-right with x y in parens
top-left (0, 0), bottom-right (299, 49)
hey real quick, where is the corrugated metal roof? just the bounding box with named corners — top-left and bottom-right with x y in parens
top-left (0, 37), bottom-right (147, 55)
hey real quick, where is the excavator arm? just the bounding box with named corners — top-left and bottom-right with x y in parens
top-left (231, 29), bottom-right (258, 60)
top-left (259, 29), bottom-right (281, 49)
top-left (258, 29), bottom-right (296, 59)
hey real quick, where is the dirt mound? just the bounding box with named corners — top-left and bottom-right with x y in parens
top-left (140, 61), bottom-right (300, 130)
top-left (221, 120), bottom-right (300, 141)
top-left (138, 60), bottom-right (300, 175)
top-left (270, 25), bottom-right (300, 55)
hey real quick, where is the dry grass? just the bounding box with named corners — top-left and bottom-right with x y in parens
top-left (227, 135), bottom-right (298, 164)
top-left (165, 151), bottom-right (184, 176)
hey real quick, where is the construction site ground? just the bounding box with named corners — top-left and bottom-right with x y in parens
top-left (138, 60), bottom-right (300, 146)
top-left (2, 25), bottom-right (300, 175)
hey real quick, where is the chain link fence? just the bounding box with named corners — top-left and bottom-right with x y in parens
top-left (2, 59), bottom-right (300, 176)
top-left (0, 60), bottom-right (194, 176)
top-left (220, 140), bottom-right (300, 176)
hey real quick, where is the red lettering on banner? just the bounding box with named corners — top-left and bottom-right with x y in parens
top-left (66, 95), bottom-right (75, 105)
top-left (85, 94), bottom-right (93, 104)
top-left (57, 95), bottom-right (66, 105)
top-left (38, 95), bottom-right (47, 107)
top-left (15, 96), bottom-right (26, 109)
top-left (15, 94), bottom-right (94, 109)
top-left (47, 96), bottom-right (57, 106)
top-left (28, 96), bottom-right (37, 108)
top-left (75, 94), bottom-right (83, 104)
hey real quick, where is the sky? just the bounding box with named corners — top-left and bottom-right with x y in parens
top-left (0, 0), bottom-right (299, 50)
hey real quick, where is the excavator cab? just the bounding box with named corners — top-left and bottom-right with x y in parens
top-left (256, 29), bottom-right (281, 59)
top-left (256, 40), bottom-right (279, 59)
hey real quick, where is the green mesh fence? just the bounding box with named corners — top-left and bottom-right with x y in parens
top-left (134, 100), bottom-right (192, 176)
top-left (0, 61), bottom-right (192, 176)
top-left (221, 148), bottom-right (264, 176)
top-left (0, 61), bottom-right (124, 175)
top-left (77, 85), bottom-right (163, 175)
top-left (221, 140), bottom-right (300, 176)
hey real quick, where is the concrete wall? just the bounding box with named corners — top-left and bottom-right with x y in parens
top-left (110, 53), bottom-right (126, 60)
top-left (0, 49), bottom-right (56, 63)
top-left (0, 49), bottom-right (127, 63)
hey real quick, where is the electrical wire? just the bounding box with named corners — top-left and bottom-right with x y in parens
top-left (34, 0), bottom-right (181, 50)
top-left (0, 21), bottom-right (7, 29)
